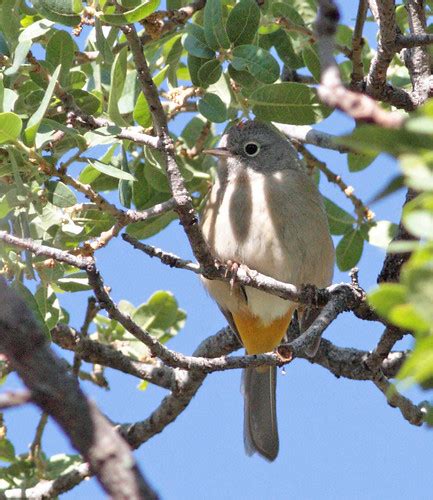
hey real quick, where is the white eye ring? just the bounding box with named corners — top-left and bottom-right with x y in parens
top-left (244, 142), bottom-right (260, 157)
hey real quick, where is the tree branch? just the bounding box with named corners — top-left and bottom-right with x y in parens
top-left (315, 0), bottom-right (404, 127)
top-left (52, 324), bottom-right (176, 391)
top-left (351, 0), bottom-right (369, 85)
top-left (274, 124), bottom-right (350, 153)
top-left (0, 279), bottom-right (158, 500)
top-left (120, 22), bottom-right (216, 272)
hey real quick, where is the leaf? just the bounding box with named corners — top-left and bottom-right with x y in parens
top-left (35, 285), bottom-right (60, 330)
top-left (132, 291), bottom-right (180, 332)
top-left (347, 151), bottom-right (377, 172)
top-left (398, 337), bottom-right (433, 387)
top-left (368, 220), bottom-right (397, 249)
top-left (203, 0), bottom-right (230, 51)
top-left (119, 147), bottom-right (132, 208)
top-left (271, 2), bottom-right (306, 28)
top-left (323, 197), bottom-right (355, 235)
top-left (184, 25), bottom-right (215, 59)
top-left (231, 45), bottom-right (279, 84)
top-left (404, 209), bottom-right (433, 239)
top-left (0, 439), bottom-right (15, 463)
top-left (24, 65), bottom-right (61, 145)
top-left (0, 112), bottom-right (22, 143)
top-left (4, 40), bottom-right (32, 76)
top-left (250, 83), bottom-right (331, 125)
top-left (336, 228), bottom-right (364, 271)
top-left (46, 181), bottom-right (77, 208)
top-left (187, 54), bottom-right (211, 87)
top-left (108, 46), bottom-right (128, 126)
top-left (46, 30), bottom-right (74, 87)
top-left (226, 0), bottom-right (260, 46)
top-left (100, 0), bottom-right (159, 25)
top-left (56, 271), bottom-right (91, 292)
top-left (228, 64), bottom-right (257, 88)
top-left (89, 160), bottom-right (136, 181)
top-left (133, 66), bottom-right (169, 127)
top-left (368, 283), bottom-right (407, 319)
top-left (32, 0), bottom-right (82, 26)
top-left (339, 125), bottom-right (433, 156)
top-left (18, 19), bottom-right (55, 42)
top-left (302, 44), bottom-right (321, 82)
top-left (198, 93), bottom-right (227, 123)
top-left (197, 59), bottom-right (222, 87)
top-left (13, 281), bottom-right (50, 338)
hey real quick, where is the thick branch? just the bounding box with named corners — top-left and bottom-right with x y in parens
top-left (351, 0), bottom-right (369, 85)
top-left (0, 279), bottom-right (157, 500)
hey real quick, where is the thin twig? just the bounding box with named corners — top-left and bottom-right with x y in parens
top-left (120, 23), bottom-right (216, 272)
top-left (298, 144), bottom-right (374, 224)
top-left (351, 0), bottom-right (368, 85)
top-left (373, 371), bottom-right (425, 426)
top-left (274, 123), bottom-right (350, 153)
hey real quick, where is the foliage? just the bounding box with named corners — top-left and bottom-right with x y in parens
top-left (0, 0), bottom-right (432, 495)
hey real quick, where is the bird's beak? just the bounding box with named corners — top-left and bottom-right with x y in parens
top-left (202, 147), bottom-right (231, 157)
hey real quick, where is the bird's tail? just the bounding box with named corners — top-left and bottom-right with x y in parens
top-left (243, 366), bottom-right (279, 461)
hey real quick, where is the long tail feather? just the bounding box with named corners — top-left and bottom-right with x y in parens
top-left (243, 366), bottom-right (279, 461)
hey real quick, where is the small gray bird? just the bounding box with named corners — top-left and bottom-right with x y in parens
top-left (201, 120), bottom-right (334, 461)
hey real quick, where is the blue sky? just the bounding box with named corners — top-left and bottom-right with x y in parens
top-left (4, 2), bottom-right (433, 499)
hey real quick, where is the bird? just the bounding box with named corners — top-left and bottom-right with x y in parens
top-left (200, 120), bottom-right (335, 462)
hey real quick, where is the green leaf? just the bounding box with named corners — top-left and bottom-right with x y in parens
top-left (119, 147), bottom-right (132, 208)
top-left (271, 2), bottom-right (306, 28)
top-left (46, 181), bottom-right (77, 208)
top-left (184, 25), bottom-right (215, 59)
top-left (56, 271), bottom-right (91, 292)
top-left (89, 160), bottom-right (136, 181)
top-left (348, 151), bottom-right (377, 172)
top-left (228, 64), bottom-right (257, 88)
top-left (340, 125), bottom-right (433, 156)
top-left (13, 281), bottom-right (50, 338)
top-left (250, 83), bottom-right (331, 125)
top-left (35, 285), bottom-right (60, 330)
top-left (198, 93), bottom-right (227, 123)
top-left (398, 337), bottom-right (433, 386)
top-left (226, 0), bottom-right (260, 46)
top-left (368, 283), bottom-right (407, 318)
top-left (203, 0), bottom-right (230, 51)
top-left (404, 209), bottom-right (433, 239)
top-left (24, 65), bottom-right (61, 145)
top-left (231, 45), bottom-right (279, 84)
top-left (132, 290), bottom-right (179, 331)
top-left (32, 0), bottom-right (82, 26)
top-left (108, 46), bottom-right (128, 126)
top-left (323, 197), bottom-right (355, 235)
top-left (46, 30), bottom-right (74, 87)
top-left (403, 262), bottom-right (433, 324)
top-left (269, 29), bottom-right (303, 69)
top-left (401, 154), bottom-right (433, 191)
top-left (336, 228), bottom-right (364, 271)
top-left (0, 438), bottom-right (15, 463)
top-left (0, 112), bottom-right (22, 143)
top-left (187, 54), bottom-right (212, 87)
top-left (100, 0), bottom-right (159, 25)
top-left (198, 59), bottom-right (222, 87)
top-left (133, 66), bottom-right (169, 127)
top-left (302, 44), bottom-right (321, 82)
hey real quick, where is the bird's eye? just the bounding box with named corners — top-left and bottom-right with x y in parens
top-left (244, 142), bottom-right (260, 157)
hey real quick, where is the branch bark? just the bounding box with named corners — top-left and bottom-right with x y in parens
top-left (0, 279), bottom-right (158, 500)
